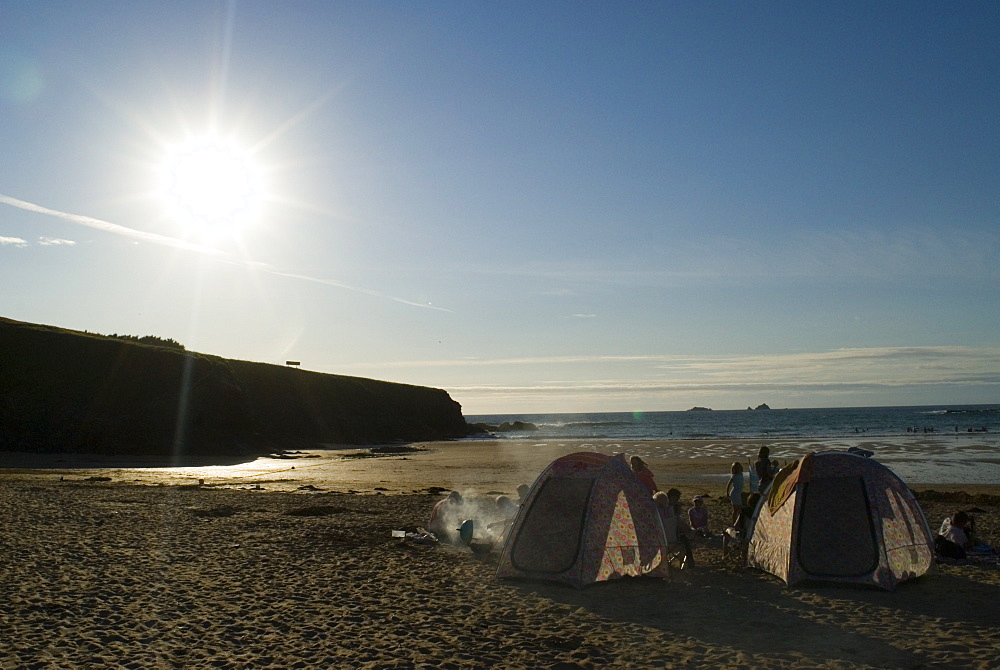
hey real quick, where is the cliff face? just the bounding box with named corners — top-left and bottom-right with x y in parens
top-left (0, 317), bottom-right (470, 457)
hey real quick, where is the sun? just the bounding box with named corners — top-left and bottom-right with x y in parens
top-left (159, 135), bottom-right (264, 239)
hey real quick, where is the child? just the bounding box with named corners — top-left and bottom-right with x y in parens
top-left (936, 511), bottom-right (973, 560)
top-left (654, 490), bottom-right (694, 568)
top-left (630, 455), bottom-right (658, 493)
top-left (726, 461), bottom-right (744, 525)
top-left (754, 446), bottom-right (775, 492)
top-left (688, 495), bottom-right (711, 538)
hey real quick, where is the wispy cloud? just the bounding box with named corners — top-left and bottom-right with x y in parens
top-left (0, 193), bottom-right (449, 311)
top-left (345, 354), bottom-right (670, 369)
top-left (263, 268), bottom-right (452, 312)
top-left (423, 346), bottom-right (1000, 380)
top-left (336, 347), bottom-right (1000, 374)
top-left (336, 346), bottom-right (1000, 410)
top-left (667, 347), bottom-right (1000, 386)
top-left (454, 227), bottom-right (1000, 286)
top-left (38, 237), bottom-right (76, 245)
top-left (0, 194), bottom-right (225, 255)
top-left (447, 377), bottom-right (1000, 395)
top-left (0, 236), bottom-right (28, 246)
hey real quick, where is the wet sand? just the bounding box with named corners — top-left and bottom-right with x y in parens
top-left (5, 436), bottom-right (1000, 494)
top-left (2, 440), bottom-right (999, 668)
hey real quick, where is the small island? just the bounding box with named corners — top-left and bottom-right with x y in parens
top-left (687, 406), bottom-right (713, 412)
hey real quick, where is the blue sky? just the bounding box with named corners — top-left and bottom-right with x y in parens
top-left (2, 1), bottom-right (998, 414)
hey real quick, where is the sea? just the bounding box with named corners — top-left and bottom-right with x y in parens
top-left (465, 404), bottom-right (1000, 442)
top-left (13, 405), bottom-right (995, 488)
top-left (465, 404), bottom-right (1000, 485)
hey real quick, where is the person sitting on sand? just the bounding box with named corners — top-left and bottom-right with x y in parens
top-left (654, 489), bottom-right (694, 568)
top-left (516, 484), bottom-right (530, 506)
top-left (688, 495), bottom-right (711, 538)
top-left (936, 511), bottom-right (974, 560)
top-left (630, 455), bottom-right (658, 494)
top-left (487, 495), bottom-right (520, 544)
top-left (667, 489), bottom-right (693, 533)
top-left (496, 495), bottom-right (518, 519)
top-left (726, 462), bottom-right (744, 525)
top-left (427, 491), bottom-right (463, 541)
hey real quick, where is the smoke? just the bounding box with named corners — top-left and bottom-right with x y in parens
top-left (426, 490), bottom-right (521, 546)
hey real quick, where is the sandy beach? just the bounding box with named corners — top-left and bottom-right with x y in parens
top-left (3, 440), bottom-right (999, 669)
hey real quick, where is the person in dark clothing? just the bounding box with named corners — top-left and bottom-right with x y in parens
top-left (754, 446), bottom-right (775, 492)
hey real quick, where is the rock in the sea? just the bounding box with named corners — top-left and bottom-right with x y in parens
top-left (469, 421), bottom-right (539, 433)
top-left (687, 406), bottom-right (712, 412)
top-left (497, 421), bottom-right (539, 432)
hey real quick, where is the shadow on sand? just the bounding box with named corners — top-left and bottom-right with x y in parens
top-left (504, 565), bottom-right (994, 667)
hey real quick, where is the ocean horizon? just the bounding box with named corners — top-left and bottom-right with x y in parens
top-left (466, 403), bottom-right (1000, 442)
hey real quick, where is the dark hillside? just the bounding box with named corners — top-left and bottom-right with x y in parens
top-left (0, 317), bottom-right (471, 458)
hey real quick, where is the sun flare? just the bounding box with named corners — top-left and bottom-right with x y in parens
top-left (159, 135), bottom-right (264, 239)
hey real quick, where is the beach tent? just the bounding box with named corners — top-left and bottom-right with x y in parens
top-left (494, 452), bottom-right (669, 588)
top-left (747, 451), bottom-right (935, 590)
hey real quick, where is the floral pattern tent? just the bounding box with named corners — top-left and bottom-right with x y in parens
top-left (747, 451), bottom-right (935, 590)
top-left (495, 452), bottom-right (669, 588)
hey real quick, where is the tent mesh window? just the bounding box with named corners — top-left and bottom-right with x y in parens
top-left (796, 475), bottom-right (879, 577)
top-left (511, 477), bottom-right (594, 574)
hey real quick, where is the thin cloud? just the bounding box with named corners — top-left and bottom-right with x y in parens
top-left (0, 193), bottom-right (449, 312)
top-left (0, 194), bottom-right (224, 255)
top-left (670, 347), bottom-right (1000, 385)
top-left (338, 347), bottom-right (1000, 371)
top-left (453, 227), bottom-right (1000, 286)
top-left (38, 237), bottom-right (76, 245)
top-left (433, 347), bottom-right (1000, 405)
top-left (345, 354), bottom-right (670, 369)
top-left (337, 346), bottom-right (1000, 389)
top-left (263, 268), bottom-right (452, 312)
top-left (0, 236), bottom-right (28, 246)
top-left (447, 378), bottom-right (1000, 395)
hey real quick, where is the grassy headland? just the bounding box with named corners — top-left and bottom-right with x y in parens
top-left (0, 317), bottom-right (471, 459)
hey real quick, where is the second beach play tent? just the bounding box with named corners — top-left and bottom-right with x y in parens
top-left (747, 451), bottom-right (935, 590)
top-left (495, 452), bottom-right (669, 588)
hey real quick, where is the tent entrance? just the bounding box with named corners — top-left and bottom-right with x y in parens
top-left (510, 477), bottom-right (594, 574)
top-left (796, 476), bottom-right (878, 577)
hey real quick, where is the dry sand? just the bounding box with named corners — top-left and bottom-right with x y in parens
top-left (2, 441), bottom-right (999, 669)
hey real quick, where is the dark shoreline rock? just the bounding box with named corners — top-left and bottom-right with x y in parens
top-left (468, 420), bottom-right (539, 433)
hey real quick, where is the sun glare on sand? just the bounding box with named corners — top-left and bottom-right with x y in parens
top-left (159, 135), bottom-right (264, 240)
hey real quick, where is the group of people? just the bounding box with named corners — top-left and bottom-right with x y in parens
top-left (630, 455), bottom-right (711, 569)
top-left (725, 446), bottom-right (781, 524)
top-left (427, 448), bottom-right (785, 562)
